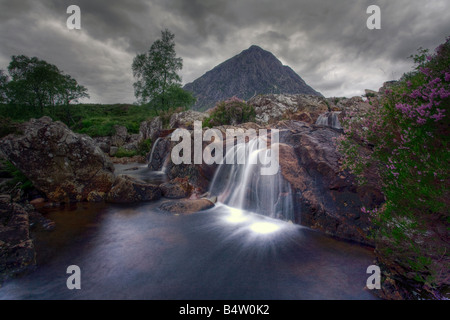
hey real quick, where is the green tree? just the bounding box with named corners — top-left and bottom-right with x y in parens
top-left (148, 84), bottom-right (196, 112)
top-left (0, 70), bottom-right (8, 103)
top-left (132, 29), bottom-right (184, 110)
top-left (6, 55), bottom-right (89, 113)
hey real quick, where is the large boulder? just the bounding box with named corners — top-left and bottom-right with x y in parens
top-left (139, 116), bottom-right (162, 143)
top-left (0, 195), bottom-right (35, 283)
top-left (276, 121), bottom-right (384, 245)
top-left (148, 137), bottom-right (172, 171)
top-left (106, 175), bottom-right (161, 203)
top-left (160, 178), bottom-right (193, 199)
top-left (0, 117), bottom-right (115, 202)
top-left (111, 125), bottom-right (128, 147)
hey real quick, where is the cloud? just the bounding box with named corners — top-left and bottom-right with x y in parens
top-left (0, 0), bottom-right (449, 103)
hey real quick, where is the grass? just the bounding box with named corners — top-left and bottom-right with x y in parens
top-left (0, 103), bottom-right (158, 138)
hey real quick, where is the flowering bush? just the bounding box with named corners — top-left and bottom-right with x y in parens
top-left (204, 96), bottom-right (255, 127)
top-left (337, 37), bottom-right (449, 293)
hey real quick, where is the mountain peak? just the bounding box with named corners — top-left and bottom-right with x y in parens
top-left (184, 46), bottom-right (322, 111)
top-left (247, 44), bottom-right (265, 51)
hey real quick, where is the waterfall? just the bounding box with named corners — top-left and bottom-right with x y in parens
top-left (148, 137), bottom-right (170, 172)
top-left (315, 112), bottom-right (342, 129)
top-left (209, 136), bottom-right (294, 222)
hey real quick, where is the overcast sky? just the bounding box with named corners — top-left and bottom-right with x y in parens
top-left (0, 0), bottom-right (449, 103)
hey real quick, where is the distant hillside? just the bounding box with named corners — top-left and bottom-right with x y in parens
top-left (183, 45), bottom-right (323, 111)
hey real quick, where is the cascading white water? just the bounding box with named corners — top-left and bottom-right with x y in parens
top-left (316, 112), bottom-right (342, 129)
top-left (148, 137), bottom-right (170, 172)
top-left (209, 136), bottom-right (294, 222)
top-left (148, 137), bottom-right (163, 164)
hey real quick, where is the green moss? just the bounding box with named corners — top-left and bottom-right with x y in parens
top-left (2, 160), bottom-right (34, 191)
top-left (114, 147), bottom-right (138, 158)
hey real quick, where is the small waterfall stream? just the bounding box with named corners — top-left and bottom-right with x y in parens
top-left (209, 136), bottom-right (294, 221)
top-left (315, 112), bottom-right (342, 129)
top-left (148, 137), bottom-right (170, 172)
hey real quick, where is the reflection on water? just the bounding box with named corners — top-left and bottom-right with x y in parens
top-left (114, 163), bottom-right (167, 185)
top-left (0, 201), bottom-right (378, 300)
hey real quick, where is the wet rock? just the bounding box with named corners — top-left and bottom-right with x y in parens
top-left (0, 117), bottom-right (115, 203)
top-left (148, 137), bottom-right (171, 171)
top-left (106, 175), bottom-right (161, 203)
top-left (160, 178), bottom-right (193, 199)
top-left (279, 124), bottom-right (384, 245)
top-left (29, 197), bottom-right (45, 206)
top-left (159, 198), bottom-right (215, 214)
top-left (0, 195), bottom-right (35, 283)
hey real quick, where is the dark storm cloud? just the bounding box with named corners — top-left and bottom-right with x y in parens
top-left (0, 0), bottom-right (449, 103)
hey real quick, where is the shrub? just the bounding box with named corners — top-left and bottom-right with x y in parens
top-left (336, 37), bottom-right (450, 292)
top-left (204, 96), bottom-right (255, 127)
top-left (0, 116), bottom-right (20, 138)
top-left (2, 160), bottom-right (34, 191)
top-left (114, 147), bottom-right (138, 158)
top-left (137, 138), bottom-right (152, 156)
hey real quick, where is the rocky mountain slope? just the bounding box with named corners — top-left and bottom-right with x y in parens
top-left (184, 45), bottom-right (323, 111)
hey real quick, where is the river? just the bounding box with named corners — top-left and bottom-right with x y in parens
top-left (0, 199), bottom-right (377, 300)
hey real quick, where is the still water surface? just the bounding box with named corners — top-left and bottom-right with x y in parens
top-left (0, 200), bottom-right (377, 300)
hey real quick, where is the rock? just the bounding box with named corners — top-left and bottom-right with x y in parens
top-left (106, 175), bottom-right (161, 203)
top-left (109, 155), bottom-right (146, 164)
top-left (169, 110), bottom-right (209, 129)
top-left (315, 112), bottom-right (342, 129)
top-left (139, 117), bottom-right (162, 143)
top-left (111, 125), bottom-right (128, 147)
top-left (0, 195), bottom-right (35, 283)
top-left (29, 197), bottom-right (45, 205)
top-left (109, 146), bottom-right (118, 157)
top-left (87, 191), bottom-right (106, 203)
top-left (330, 96), bottom-right (371, 117)
top-left (93, 136), bottom-right (112, 154)
top-left (159, 199), bottom-right (215, 214)
top-left (248, 94), bottom-right (330, 125)
top-left (148, 137), bottom-right (172, 171)
top-left (0, 117), bottom-right (115, 203)
top-left (160, 178), bottom-right (193, 199)
top-left (278, 123), bottom-right (384, 245)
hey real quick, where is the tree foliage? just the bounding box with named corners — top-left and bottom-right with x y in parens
top-left (132, 29), bottom-right (189, 110)
top-left (2, 55), bottom-right (89, 112)
top-left (0, 70), bottom-right (8, 103)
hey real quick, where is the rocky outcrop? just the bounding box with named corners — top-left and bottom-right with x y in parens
top-left (111, 125), bottom-right (128, 147)
top-left (0, 195), bottom-right (35, 283)
top-left (160, 178), bottom-right (193, 199)
top-left (0, 117), bottom-right (115, 203)
top-left (148, 137), bottom-right (172, 171)
top-left (169, 110), bottom-right (209, 129)
top-left (315, 112), bottom-right (342, 129)
top-left (248, 94), bottom-right (330, 125)
top-left (106, 175), bottom-right (161, 203)
top-left (159, 198), bottom-right (215, 214)
top-left (139, 117), bottom-right (162, 143)
top-left (275, 121), bottom-right (384, 245)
